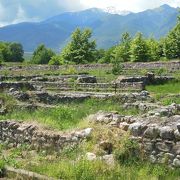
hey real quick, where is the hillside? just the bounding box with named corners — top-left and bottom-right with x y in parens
top-left (0, 4), bottom-right (179, 51)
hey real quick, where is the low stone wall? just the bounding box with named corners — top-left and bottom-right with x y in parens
top-left (0, 121), bottom-right (92, 152)
top-left (115, 74), bottom-right (174, 85)
top-left (31, 82), bottom-right (144, 92)
top-left (0, 75), bottom-right (97, 83)
top-left (0, 61), bottom-right (179, 72)
top-left (123, 60), bottom-right (180, 71)
top-left (34, 92), bottom-right (91, 104)
top-left (0, 82), bottom-right (35, 92)
top-left (8, 90), bottom-right (151, 104)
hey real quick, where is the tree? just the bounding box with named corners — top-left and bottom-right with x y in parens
top-left (94, 49), bottom-right (105, 62)
top-left (32, 44), bottom-right (55, 64)
top-left (0, 42), bottom-right (24, 62)
top-left (130, 33), bottom-right (148, 62)
top-left (7, 43), bottom-right (24, 62)
top-left (112, 32), bottom-right (131, 62)
top-left (163, 14), bottom-right (180, 59)
top-left (48, 55), bottom-right (65, 65)
top-left (60, 28), bottom-right (96, 64)
top-left (98, 46), bottom-right (116, 64)
top-left (146, 38), bottom-right (161, 61)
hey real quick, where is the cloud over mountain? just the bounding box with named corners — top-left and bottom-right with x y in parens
top-left (0, 0), bottom-right (179, 26)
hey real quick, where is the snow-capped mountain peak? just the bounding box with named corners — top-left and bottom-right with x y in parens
top-left (103, 6), bottom-right (132, 15)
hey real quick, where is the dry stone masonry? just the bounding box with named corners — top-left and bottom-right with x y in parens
top-left (0, 120), bottom-right (92, 152)
top-left (89, 103), bottom-right (180, 168)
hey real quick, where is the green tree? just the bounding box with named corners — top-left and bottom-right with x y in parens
top-left (98, 46), bottom-right (116, 64)
top-left (0, 42), bottom-right (24, 62)
top-left (94, 49), bottom-right (105, 62)
top-left (146, 38), bottom-right (160, 61)
top-left (6, 43), bottom-right (24, 62)
top-left (48, 55), bottom-right (65, 65)
top-left (60, 28), bottom-right (96, 64)
top-left (130, 32), bottom-right (148, 62)
top-left (32, 44), bottom-right (55, 64)
top-left (163, 15), bottom-right (180, 59)
top-left (112, 32), bottom-right (131, 62)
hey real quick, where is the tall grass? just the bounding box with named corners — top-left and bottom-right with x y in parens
top-left (146, 81), bottom-right (180, 95)
top-left (0, 99), bottom-right (139, 130)
top-left (146, 81), bottom-right (180, 105)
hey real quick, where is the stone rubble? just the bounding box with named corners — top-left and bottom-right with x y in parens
top-left (88, 103), bottom-right (180, 167)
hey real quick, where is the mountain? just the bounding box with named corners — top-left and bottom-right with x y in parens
top-left (0, 4), bottom-right (179, 52)
top-left (103, 7), bottom-right (132, 15)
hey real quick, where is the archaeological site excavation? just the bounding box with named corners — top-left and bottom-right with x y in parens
top-left (0, 2), bottom-right (180, 179)
top-left (0, 60), bottom-right (179, 179)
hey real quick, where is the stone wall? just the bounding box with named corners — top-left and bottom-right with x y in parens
top-left (31, 82), bottom-right (144, 92)
top-left (0, 121), bottom-right (92, 152)
top-left (1, 61), bottom-right (179, 72)
top-left (89, 104), bottom-right (180, 168)
top-left (0, 82), bottom-right (35, 92)
top-left (115, 74), bottom-right (174, 85)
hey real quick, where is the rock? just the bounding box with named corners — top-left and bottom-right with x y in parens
top-left (164, 153), bottom-right (175, 161)
top-left (156, 142), bottom-right (172, 152)
top-left (83, 128), bottom-right (93, 138)
top-left (144, 142), bottom-right (154, 152)
top-left (86, 152), bottom-right (96, 161)
top-left (74, 128), bottom-right (93, 138)
top-left (77, 76), bottom-right (97, 83)
top-left (9, 88), bottom-right (16, 92)
top-left (119, 122), bottom-right (129, 131)
top-left (140, 91), bottom-right (149, 97)
top-left (144, 126), bottom-right (160, 139)
top-left (159, 126), bottom-right (174, 140)
top-left (174, 130), bottom-right (180, 141)
top-left (177, 124), bottom-right (180, 132)
top-left (129, 123), bottom-right (147, 136)
top-left (96, 112), bottom-right (113, 124)
top-left (173, 158), bottom-right (180, 167)
top-left (172, 144), bottom-right (180, 155)
top-left (149, 155), bottom-right (156, 163)
top-left (102, 154), bottom-right (115, 166)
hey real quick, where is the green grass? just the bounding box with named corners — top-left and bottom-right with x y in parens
top-left (146, 81), bottom-right (180, 105)
top-left (1, 141), bottom-right (180, 180)
top-left (0, 93), bottom-right (16, 110)
top-left (86, 69), bottom-right (117, 82)
top-left (27, 159), bottom-right (180, 180)
top-left (0, 99), bottom-right (139, 130)
top-left (146, 81), bottom-right (180, 95)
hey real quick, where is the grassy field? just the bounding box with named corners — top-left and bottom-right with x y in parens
top-left (146, 81), bottom-right (180, 105)
top-left (0, 99), bottom-right (139, 130)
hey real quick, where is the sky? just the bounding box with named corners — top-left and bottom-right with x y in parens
top-left (0, 0), bottom-right (180, 27)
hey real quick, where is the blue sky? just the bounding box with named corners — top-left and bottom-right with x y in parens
top-left (0, 0), bottom-right (179, 26)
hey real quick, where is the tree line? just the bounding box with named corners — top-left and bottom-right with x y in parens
top-left (0, 14), bottom-right (179, 65)
top-left (0, 42), bottom-right (24, 64)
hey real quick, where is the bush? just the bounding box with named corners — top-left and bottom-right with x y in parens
top-left (112, 61), bottom-right (124, 75)
top-left (32, 44), bottom-right (55, 64)
top-left (49, 55), bottom-right (64, 65)
top-left (114, 137), bottom-right (141, 165)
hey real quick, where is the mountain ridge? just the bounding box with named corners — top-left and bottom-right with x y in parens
top-left (0, 4), bottom-right (179, 52)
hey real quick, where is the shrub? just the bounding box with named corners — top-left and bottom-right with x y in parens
top-left (114, 136), bottom-right (141, 165)
top-left (112, 61), bottom-right (124, 75)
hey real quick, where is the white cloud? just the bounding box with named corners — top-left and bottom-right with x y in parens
top-left (0, 0), bottom-right (179, 27)
top-left (81, 0), bottom-right (180, 12)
